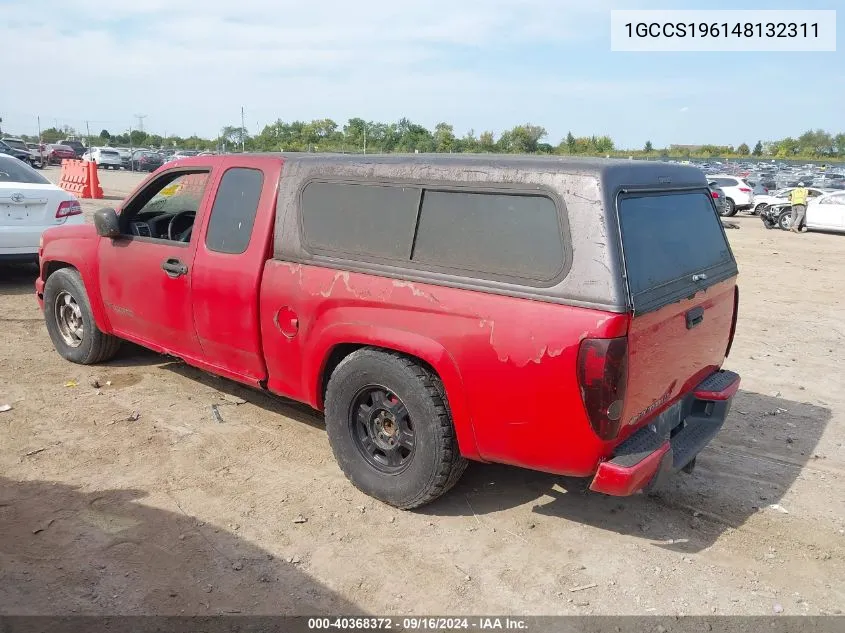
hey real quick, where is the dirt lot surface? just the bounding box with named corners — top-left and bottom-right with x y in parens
top-left (1, 167), bottom-right (844, 615)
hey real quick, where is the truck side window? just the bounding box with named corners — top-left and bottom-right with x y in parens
top-left (300, 182), bottom-right (419, 260)
top-left (120, 170), bottom-right (210, 242)
top-left (412, 190), bottom-right (565, 282)
top-left (205, 168), bottom-right (264, 254)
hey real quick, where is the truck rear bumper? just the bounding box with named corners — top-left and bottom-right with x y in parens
top-left (589, 370), bottom-right (740, 496)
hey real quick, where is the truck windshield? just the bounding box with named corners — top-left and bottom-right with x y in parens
top-left (618, 190), bottom-right (735, 310)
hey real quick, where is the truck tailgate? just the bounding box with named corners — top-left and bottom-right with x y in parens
top-left (622, 279), bottom-right (736, 434)
top-left (615, 189), bottom-right (739, 438)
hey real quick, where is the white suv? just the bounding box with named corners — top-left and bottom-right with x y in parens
top-left (706, 175), bottom-right (754, 216)
top-left (82, 147), bottom-right (123, 170)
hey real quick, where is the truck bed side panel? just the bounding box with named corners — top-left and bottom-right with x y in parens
top-left (259, 261), bottom-right (629, 475)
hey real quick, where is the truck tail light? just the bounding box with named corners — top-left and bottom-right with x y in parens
top-left (577, 336), bottom-right (628, 441)
top-left (56, 200), bottom-right (82, 218)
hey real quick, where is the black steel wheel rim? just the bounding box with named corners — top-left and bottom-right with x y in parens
top-left (349, 386), bottom-right (416, 474)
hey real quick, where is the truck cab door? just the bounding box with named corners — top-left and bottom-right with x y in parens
top-left (190, 156), bottom-right (282, 385)
top-left (97, 168), bottom-right (215, 360)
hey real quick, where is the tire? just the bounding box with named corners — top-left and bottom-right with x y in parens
top-left (778, 210), bottom-right (792, 230)
top-left (43, 268), bottom-right (121, 365)
top-left (324, 348), bottom-right (468, 509)
top-left (722, 198), bottom-right (737, 217)
top-left (754, 203), bottom-right (767, 215)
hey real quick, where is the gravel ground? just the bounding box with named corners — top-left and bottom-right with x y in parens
top-left (0, 167), bottom-right (843, 616)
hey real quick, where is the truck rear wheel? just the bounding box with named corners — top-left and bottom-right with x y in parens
top-left (324, 349), bottom-right (467, 509)
top-left (43, 268), bottom-right (121, 365)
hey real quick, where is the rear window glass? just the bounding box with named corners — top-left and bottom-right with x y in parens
top-left (710, 177), bottom-right (737, 187)
top-left (619, 191), bottom-right (733, 298)
top-left (412, 190), bottom-right (564, 281)
top-left (2, 139), bottom-right (27, 150)
top-left (0, 156), bottom-right (50, 184)
top-left (301, 182), bottom-right (419, 260)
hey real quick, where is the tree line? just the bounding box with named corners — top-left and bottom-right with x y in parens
top-left (20, 121), bottom-right (845, 161)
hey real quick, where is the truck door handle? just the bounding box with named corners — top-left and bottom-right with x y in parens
top-left (686, 306), bottom-right (705, 329)
top-left (161, 258), bottom-right (188, 278)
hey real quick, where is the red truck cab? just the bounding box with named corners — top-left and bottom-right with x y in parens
top-left (36, 153), bottom-right (740, 508)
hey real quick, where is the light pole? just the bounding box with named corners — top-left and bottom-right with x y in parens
top-left (240, 106), bottom-right (246, 153)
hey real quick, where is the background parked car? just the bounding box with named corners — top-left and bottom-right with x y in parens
top-left (173, 150), bottom-right (199, 159)
top-left (706, 175), bottom-right (754, 216)
top-left (753, 187), bottom-right (828, 215)
top-left (58, 139), bottom-right (86, 158)
top-left (708, 181), bottom-right (727, 215)
top-left (26, 143), bottom-right (48, 167)
top-left (82, 147), bottom-right (123, 169)
top-left (130, 150), bottom-right (164, 172)
top-left (2, 137), bottom-right (44, 169)
top-left (764, 191), bottom-right (845, 233)
top-left (113, 147), bottom-right (132, 169)
top-left (0, 139), bottom-right (33, 164)
top-left (45, 143), bottom-right (76, 165)
top-left (0, 154), bottom-right (84, 264)
top-left (803, 191), bottom-right (845, 233)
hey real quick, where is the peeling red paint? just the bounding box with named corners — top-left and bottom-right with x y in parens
top-left (260, 260), bottom-right (629, 476)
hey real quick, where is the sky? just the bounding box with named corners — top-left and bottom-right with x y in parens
top-left (1, 0), bottom-right (842, 148)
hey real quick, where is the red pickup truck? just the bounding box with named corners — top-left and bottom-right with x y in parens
top-left (36, 153), bottom-right (740, 509)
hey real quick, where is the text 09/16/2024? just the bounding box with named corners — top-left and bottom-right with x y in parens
top-left (610, 10), bottom-right (836, 52)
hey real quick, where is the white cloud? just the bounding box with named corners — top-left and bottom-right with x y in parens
top-left (0, 0), bottom-right (643, 136)
top-left (3, 0), bottom-right (836, 147)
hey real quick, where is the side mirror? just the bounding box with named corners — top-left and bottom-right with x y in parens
top-left (93, 207), bottom-right (120, 238)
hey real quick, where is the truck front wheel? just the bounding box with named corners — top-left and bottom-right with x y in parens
top-left (324, 349), bottom-right (467, 509)
top-left (43, 268), bottom-right (121, 364)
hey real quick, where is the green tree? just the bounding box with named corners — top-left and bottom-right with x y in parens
top-left (148, 134), bottom-right (163, 148)
top-left (644, 140), bottom-right (653, 153)
top-left (478, 131), bottom-right (495, 152)
top-left (798, 129), bottom-right (833, 156)
top-left (835, 134), bottom-right (845, 157)
top-left (40, 127), bottom-right (63, 143)
top-left (737, 143), bottom-right (750, 155)
top-left (433, 122), bottom-right (456, 153)
top-left (513, 124), bottom-right (546, 153)
top-left (343, 117), bottom-right (368, 151)
top-left (100, 129), bottom-right (111, 140)
top-left (220, 125), bottom-right (247, 149)
top-left (363, 122), bottom-right (397, 153)
top-left (573, 137), bottom-right (593, 154)
top-left (460, 129), bottom-right (479, 153)
top-left (394, 118), bottom-right (434, 153)
top-left (752, 140), bottom-right (763, 156)
top-left (775, 137), bottom-right (798, 157)
top-left (129, 130), bottom-right (148, 146)
top-left (594, 135), bottom-right (614, 154)
top-left (565, 131), bottom-right (576, 154)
